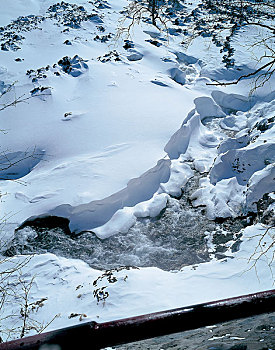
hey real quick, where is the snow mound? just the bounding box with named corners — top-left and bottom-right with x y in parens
top-left (212, 91), bottom-right (253, 113)
top-left (168, 67), bottom-right (186, 85)
top-left (94, 193), bottom-right (169, 239)
top-left (246, 164), bottom-right (275, 212)
top-left (164, 112), bottom-right (200, 159)
top-left (220, 113), bottom-right (248, 131)
top-left (127, 50), bottom-right (143, 61)
top-left (58, 55), bottom-right (88, 77)
top-left (51, 159), bottom-right (171, 234)
top-left (191, 98), bottom-right (274, 219)
top-left (210, 143), bottom-right (275, 185)
top-left (191, 177), bottom-right (245, 219)
top-left (164, 109), bottom-right (221, 173)
top-left (217, 135), bottom-right (249, 154)
top-left (174, 51), bottom-right (198, 65)
top-left (194, 96), bottom-right (225, 120)
top-left (160, 161), bottom-right (194, 197)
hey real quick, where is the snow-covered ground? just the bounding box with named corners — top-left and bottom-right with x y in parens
top-left (0, 0), bottom-right (274, 342)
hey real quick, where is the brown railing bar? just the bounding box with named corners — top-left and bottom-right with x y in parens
top-left (0, 289), bottom-right (274, 350)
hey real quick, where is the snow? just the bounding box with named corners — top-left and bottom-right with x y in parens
top-left (194, 96), bottom-right (225, 120)
top-left (0, 10), bottom-right (202, 234)
top-left (246, 164), bottom-right (275, 212)
top-left (190, 177), bottom-right (245, 220)
top-left (1, 224), bottom-right (274, 339)
top-left (211, 90), bottom-right (253, 113)
top-left (0, 0), bottom-right (274, 342)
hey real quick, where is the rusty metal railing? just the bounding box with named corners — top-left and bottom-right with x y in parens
top-left (1, 289), bottom-right (274, 350)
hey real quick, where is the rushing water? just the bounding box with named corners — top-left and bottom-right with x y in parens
top-left (5, 175), bottom-right (245, 271)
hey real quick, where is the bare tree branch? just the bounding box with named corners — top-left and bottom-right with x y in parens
top-left (206, 59), bottom-right (275, 86)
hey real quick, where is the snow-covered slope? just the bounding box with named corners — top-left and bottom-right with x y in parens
top-left (1, 0), bottom-right (274, 237)
top-left (0, 0), bottom-right (203, 236)
top-left (0, 0), bottom-right (274, 342)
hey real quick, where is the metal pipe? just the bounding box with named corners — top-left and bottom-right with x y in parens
top-left (1, 289), bottom-right (274, 350)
